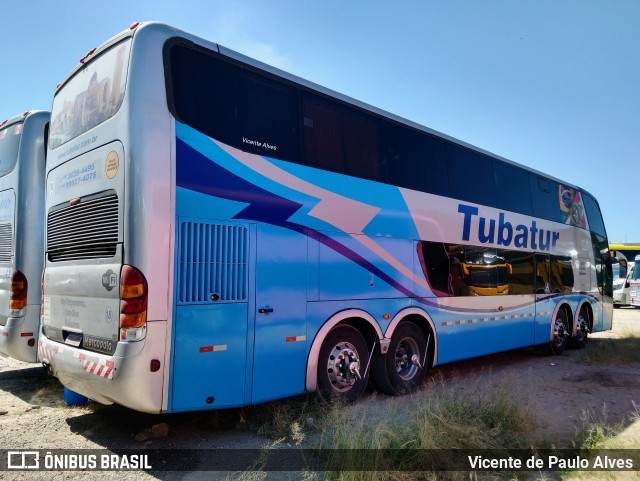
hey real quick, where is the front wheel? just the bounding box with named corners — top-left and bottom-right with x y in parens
top-left (548, 309), bottom-right (569, 355)
top-left (317, 325), bottom-right (370, 403)
top-left (372, 322), bottom-right (428, 395)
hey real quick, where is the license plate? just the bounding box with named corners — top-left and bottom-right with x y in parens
top-left (64, 331), bottom-right (83, 347)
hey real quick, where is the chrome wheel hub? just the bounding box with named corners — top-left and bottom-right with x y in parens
top-left (395, 337), bottom-right (420, 381)
top-left (327, 342), bottom-right (361, 391)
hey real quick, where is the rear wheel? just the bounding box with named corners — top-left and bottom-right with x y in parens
top-left (569, 307), bottom-right (589, 349)
top-left (549, 309), bottom-right (569, 355)
top-left (373, 322), bottom-right (428, 395)
top-left (317, 325), bottom-right (370, 403)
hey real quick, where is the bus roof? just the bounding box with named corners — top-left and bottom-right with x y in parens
top-left (0, 110), bottom-right (44, 129)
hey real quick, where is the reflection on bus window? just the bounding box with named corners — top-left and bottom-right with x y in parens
top-left (449, 246), bottom-right (509, 296)
top-left (50, 40), bottom-right (131, 149)
top-left (420, 242), bottom-right (513, 297)
top-left (420, 241), bottom-right (574, 297)
top-left (501, 250), bottom-right (536, 294)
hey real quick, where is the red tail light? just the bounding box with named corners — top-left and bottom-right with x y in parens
top-left (120, 265), bottom-right (148, 330)
top-left (10, 270), bottom-right (28, 316)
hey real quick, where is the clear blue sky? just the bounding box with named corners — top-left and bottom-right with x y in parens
top-left (1, 0), bottom-right (638, 242)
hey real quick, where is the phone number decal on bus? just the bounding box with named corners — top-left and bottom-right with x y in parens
top-left (53, 161), bottom-right (101, 193)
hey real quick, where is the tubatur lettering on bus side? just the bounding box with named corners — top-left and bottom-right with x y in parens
top-left (458, 204), bottom-right (560, 251)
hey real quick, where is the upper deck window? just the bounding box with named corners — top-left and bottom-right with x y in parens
top-left (168, 42), bottom-right (301, 163)
top-left (583, 193), bottom-right (606, 237)
top-left (50, 39), bottom-right (131, 150)
top-left (0, 123), bottom-right (22, 176)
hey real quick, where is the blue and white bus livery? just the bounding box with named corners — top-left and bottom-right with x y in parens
top-left (39, 22), bottom-right (614, 413)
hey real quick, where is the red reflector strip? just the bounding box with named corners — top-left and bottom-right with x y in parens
top-left (199, 345), bottom-right (228, 353)
top-left (285, 335), bottom-right (306, 343)
top-left (20, 332), bottom-right (34, 337)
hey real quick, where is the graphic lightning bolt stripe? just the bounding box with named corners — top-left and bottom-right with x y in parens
top-left (212, 140), bottom-right (380, 233)
top-left (212, 139), bottom-right (431, 290)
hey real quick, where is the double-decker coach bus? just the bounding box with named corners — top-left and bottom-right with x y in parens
top-left (0, 110), bottom-right (49, 363)
top-left (40, 22), bottom-right (615, 413)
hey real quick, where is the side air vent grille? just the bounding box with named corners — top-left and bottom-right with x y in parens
top-left (0, 224), bottom-right (12, 263)
top-left (178, 221), bottom-right (249, 303)
top-left (47, 194), bottom-right (119, 262)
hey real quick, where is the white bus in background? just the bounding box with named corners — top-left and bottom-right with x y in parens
top-left (628, 257), bottom-right (640, 308)
top-left (614, 261), bottom-right (635, 308)
top-left (0, 111), bottom-right (49, 362)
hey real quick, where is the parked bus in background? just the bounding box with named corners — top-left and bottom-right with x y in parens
top-left (0, 111), bottom-right (49, 363)
top-left (40, 22), bottom-right (615, 414)
top-left (628, 256), bottom-right (640, 308)
top-left (614, 260), bottom-right (635, 308)
top-left (609, 243), bottom-right (640, 265)
top-left (609, 243), bottom-right (640, 281)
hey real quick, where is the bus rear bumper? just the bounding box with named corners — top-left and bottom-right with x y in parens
top-left (0, 306), bottom-right (40, 363)
top-left (39, 321), bottom-right (166, 413)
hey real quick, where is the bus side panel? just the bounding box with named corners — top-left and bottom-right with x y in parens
top-left (251, 224), bottom-right (308, 404)
top-left (428, 295), bottom-right (536, 364)
top-left (170, 218), bottom-right (252, 411)
top-left (172, 303), bottom-right (249, 410)
top-left (317, 233), bottom-right (415, 301)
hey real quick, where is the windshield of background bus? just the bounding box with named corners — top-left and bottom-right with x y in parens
top-left (633, 263), bottom-right (640, 281)
top-left (0, 123), bottom-right (22, 176)
top-left (50, 40), bottom-right (131, 150)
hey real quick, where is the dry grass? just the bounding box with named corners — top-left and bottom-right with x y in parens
top-left (578, 331), bottom-right (640, 364)
top-left (313, 377), bottom-right (537, 480)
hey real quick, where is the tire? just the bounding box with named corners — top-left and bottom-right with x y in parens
top-left (317, 325), bottom-right (370, 403)
top-left (569, 308), bottom-right (589, 349)
top-left (372, 322), bottom-right (428, 395)
top-left (548, 309), bottom-right (569, 355)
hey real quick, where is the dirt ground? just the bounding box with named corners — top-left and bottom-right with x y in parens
top-left (1, 307), bottom-right (639, 480)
